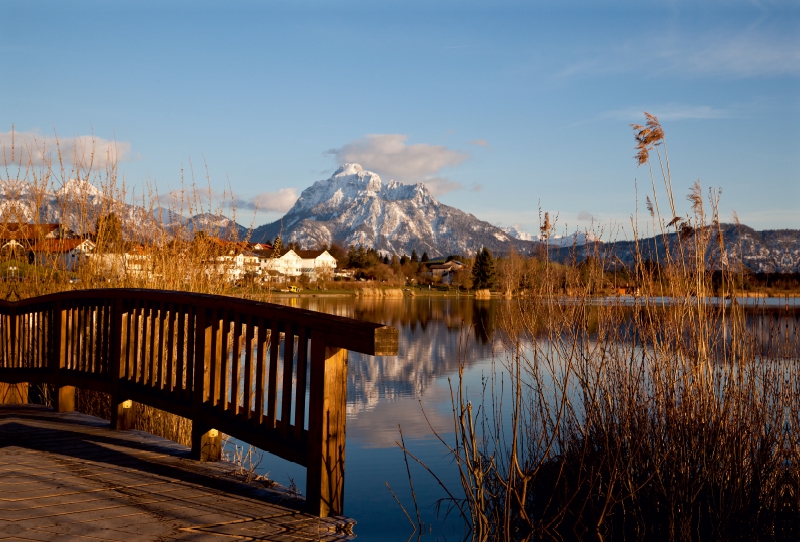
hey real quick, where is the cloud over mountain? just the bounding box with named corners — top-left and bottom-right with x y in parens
top-left (0, 130), bottom-right (130, 168)
top-left (326, 134), bottom-right (468, 196)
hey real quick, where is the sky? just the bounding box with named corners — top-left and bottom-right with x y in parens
top-left (2, 0), bottom-right (798, 239)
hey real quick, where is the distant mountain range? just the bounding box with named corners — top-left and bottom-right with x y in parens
top-left (548, 224), bottom-right (800, 273)
top-left (2, 169), bottom-right (795, 273)
top-left (250, 164), bottom-right (533, 257)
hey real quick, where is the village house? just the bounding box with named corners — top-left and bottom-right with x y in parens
top-left (88, 244), bottom-right (155, 280)
top-left (256, 249), bottom-right (337, 282)
top-left (206, 239), bottom-right (262, 282)
top-left (0, 223), bottom-right (77, 256)
top-left (425, 260), bottom-right (466, 284)
top-left (295, 250), bottom-right (338, 281)
top-left (257, 248), bottom-right (303, 281)
top-left (31, 238), bottom-right (96, 271)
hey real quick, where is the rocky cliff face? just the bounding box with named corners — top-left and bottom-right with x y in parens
top-left (251, 164), bottom-right (533, 257)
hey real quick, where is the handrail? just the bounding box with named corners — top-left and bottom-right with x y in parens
top-left (0, 288), bottom-right (399, 517)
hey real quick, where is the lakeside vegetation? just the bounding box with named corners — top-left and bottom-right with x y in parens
top-left (401, 114), bottom-right (800, 541)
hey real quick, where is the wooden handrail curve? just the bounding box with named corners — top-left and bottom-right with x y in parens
top-left (0, 288), bottom-right (399, 517)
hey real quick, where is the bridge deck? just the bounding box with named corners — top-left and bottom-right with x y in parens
top-left (0, 405), bottom-right (354, 541)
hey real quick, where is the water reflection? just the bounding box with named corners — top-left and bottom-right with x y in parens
top-left (274, 297), bottom-right (498, 424)
top-left (257, 295), bottom-right (798, 541)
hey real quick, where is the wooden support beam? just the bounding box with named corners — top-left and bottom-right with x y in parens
top-left (191, 424), bottom-right (222, 461)
top-left (306, 333), bottom-right (348, 518)
top-left (54, 386), bottom-right (75, 412)
top-left (111, 399), bottom-right (135, 430)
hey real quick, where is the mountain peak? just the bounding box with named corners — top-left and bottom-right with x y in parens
top-left (333, 163), bottom-right (364, 176)
top-left (252, 166), bottom-right (532, 256)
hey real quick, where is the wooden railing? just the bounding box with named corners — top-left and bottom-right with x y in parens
top-left (0, 289), bottom-right (398, 517)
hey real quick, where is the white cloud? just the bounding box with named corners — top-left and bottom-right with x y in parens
top-left (247, 188), bottom-right (299, 213)
top-left (577, 210), bottom-right (595, 221)
top-left (423, 177), bottom-right (464, 197)
top-left (327, 134), bottom-right (469, 196)
top-left (470, 139), bottom-right (490, 147)
top-left (0, 130), bottom-right (131, 169)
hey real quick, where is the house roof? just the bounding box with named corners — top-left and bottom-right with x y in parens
top-left (254, 248), bottom-right (298, 258)
top-left (31, 239), bottom-right (94, 254)
top-left (295, 250), bottom-right (330, 259)
top-left (428, 261), bottom-right (465, 270)
top-left (0, 223), bottom-right (61, 241)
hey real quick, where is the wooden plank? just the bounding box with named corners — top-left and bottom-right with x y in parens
top-left (147, 302), bottom-right (157, 387)
top-left (231, 313), bottom-right (242, 415)
top-left (243, 315), bottom-right (254, 419)
top-left (294, 326), bottom-right (308, 439)
top-left (155, 302), bottom-right (165, 390)
top-left (266, 319), bottom-right (280, 428)
top-left (176, 305), bottom-right (186, 393)
top-left (281, 322), bottom-right (295, 436)
top-left (132, 301), bottom-right (142, 383)
top-left (166, 302), bottom-right (175, 393)
top-left (209, 310), bottom-right (221, 407)
top-left (186, 305), bottom-right (195, 396)
top-left (221, 313), bottom-right (231, 412)
top-left (294, 327), bottom-right (308, 439)
top-left (254, 319), bottom-right (267, 424)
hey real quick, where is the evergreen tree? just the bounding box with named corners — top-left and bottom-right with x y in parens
top-left (400, 255), bottom-right (408, 265)
top-left (410, 250), bottom-right (418, 263)
top-left (421, 252), bottom-right (429, 263)
top-left (383, 255), bottom-right (390, 265)
top-left (471, 247), bottom-right (497, 289)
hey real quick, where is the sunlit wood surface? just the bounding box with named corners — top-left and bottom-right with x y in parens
top-left (0, 405), bottom-right (355, 541)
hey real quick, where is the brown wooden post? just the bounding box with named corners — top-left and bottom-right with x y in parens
top-left (53, 302), bottom-right (75, 413)
top-left (110, 298), bottom-right (135, 430)
top-left (191, 307), bottom-right (221, 461)
top-left (306, 331), bottom-right (348, 517)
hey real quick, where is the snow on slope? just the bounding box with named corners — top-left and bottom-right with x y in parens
top-left (251, 164), bottom-right (533, 257)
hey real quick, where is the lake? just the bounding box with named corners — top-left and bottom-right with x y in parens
top-left (238, 295), bottom-right (798, 541)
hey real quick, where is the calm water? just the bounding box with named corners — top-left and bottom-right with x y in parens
top-left (247, 296), bottom-right (499, 541)
top-left (236, 295), bottom-right (798, 541)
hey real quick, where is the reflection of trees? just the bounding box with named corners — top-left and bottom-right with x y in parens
top-left (282, 297), bottom-right (502, 414)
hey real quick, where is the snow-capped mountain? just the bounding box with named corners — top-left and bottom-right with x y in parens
top-left (251, 164), bottom-right (533, 257)
top-left (501, 226), bottom-right (534, 242)
top-left (537, 231), bottom-right (600, 248)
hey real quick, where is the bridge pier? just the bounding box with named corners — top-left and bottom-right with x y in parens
top-left (53, 386), bottom-right (75, 412)
top-left (110, 398), bottom-right (135, 430)
top-left (191, 424), bottom-right (222, 462)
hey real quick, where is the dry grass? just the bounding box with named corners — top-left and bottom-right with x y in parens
top-left (0, 128), bottom-right (258, 449)
top-left (428, 114), bottom-right (800, 540)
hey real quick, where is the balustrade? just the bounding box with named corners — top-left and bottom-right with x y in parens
top-left (0, 289), bottom-right (398, 517)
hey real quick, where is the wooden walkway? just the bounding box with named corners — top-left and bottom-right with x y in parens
top-left (0, 405), bottom-right (355, 541)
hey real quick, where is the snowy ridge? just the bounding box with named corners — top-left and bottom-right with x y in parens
top-left (251, 164), bottom-right (533, 257)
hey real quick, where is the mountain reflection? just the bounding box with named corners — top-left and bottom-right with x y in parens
top-left (275, 297), bottom-right (499, 416)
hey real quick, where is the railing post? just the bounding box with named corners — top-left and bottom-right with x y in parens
top-left (110, 298), bottom-right (134, 430)
top-left (53, 301), bottom-right (75, 413)
top-left (306, 331), bottom-right (348, 517)
top-left (191, 307), bottom-right (221, 461)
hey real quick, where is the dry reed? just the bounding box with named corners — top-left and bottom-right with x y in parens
top-left (424, 114), bottom-right (800, 541)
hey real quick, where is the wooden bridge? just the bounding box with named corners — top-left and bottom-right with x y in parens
top-left (0, 289), bottom-right (398, 519)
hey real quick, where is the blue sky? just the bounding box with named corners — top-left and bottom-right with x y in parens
top-left (2, 0), bottom-right (798, 237)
